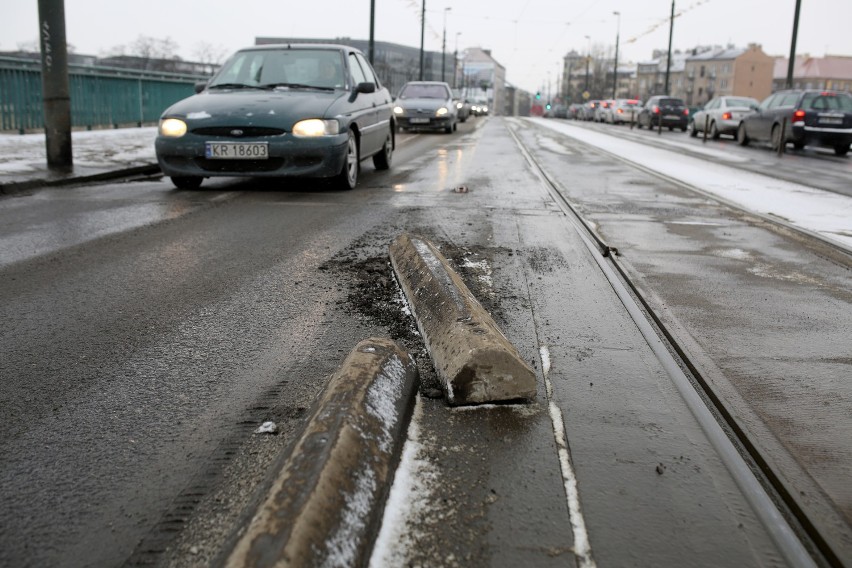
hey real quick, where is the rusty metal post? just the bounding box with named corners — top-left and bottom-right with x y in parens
top-left (777, 118), bottom-right (787, 156)
top-left (37, 0), bottom-right (72, 172)
top-left (703, 114), bottom-right (709, 143)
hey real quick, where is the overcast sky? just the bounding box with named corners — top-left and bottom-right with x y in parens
top-left (3, 0), bottom-right (851, 93)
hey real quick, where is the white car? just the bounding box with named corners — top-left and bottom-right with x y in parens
top-left (606, 99), bottom-right (642, 124)
top-left (691, 96), bottom-right (759, 139)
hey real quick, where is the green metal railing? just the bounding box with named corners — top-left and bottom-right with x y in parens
top-left (0, 56), bottom-right (209, 133)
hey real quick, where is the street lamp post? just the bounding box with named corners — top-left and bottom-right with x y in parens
top-left (612, 11), bottom-right (620, 99)
top-left (369, 0), bottom-right (375, 64)
top-left (584, 35), bottom-right (591, 93)
top-left (442, 7), bottom-right (451, 82)
top-left (786, 0), bottom-right (802, 88)
top-left (664, 0), bottom-right (675, 94)
top-left (454, 32), bottom-right (461, 89)
top-left (419, 0), bottom-right (426, 80)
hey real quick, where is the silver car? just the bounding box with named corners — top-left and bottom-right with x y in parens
top-left (393, 81), bottom-right (458, 133)
top-left (691, 96), bottom-right (759, 139)
top-left (606, 99), bottom-right (643, 124)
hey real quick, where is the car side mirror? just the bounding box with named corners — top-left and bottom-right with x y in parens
top-left (356, 82), bottom-right (376, 94)
top-left (194, 81), bottom-right (208, 94)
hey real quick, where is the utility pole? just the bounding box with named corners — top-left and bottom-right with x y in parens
top-left (612, 11), bottom-right (621, 99)
top-left (369, 0), bottom-right (375, 64)
top-left (419, 0), bottom-right (426, 80)
top-left (441, 7), bottom-right (451, 82)
top-left (38, 0), bottom-right (72, 172)
top-left (786, 0), bottom-right (802, 89)
top-left (584, 35), bottom-right (591, 93)
top-left (664, 0), bottom-right (675, 94)
top-left (453, 32), bottom-right (461, 88)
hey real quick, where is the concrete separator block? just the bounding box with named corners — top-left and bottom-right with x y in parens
top-left (224, 338), bottom-right (418, 568)
top-left (389, 233), bottom-right (536, 405)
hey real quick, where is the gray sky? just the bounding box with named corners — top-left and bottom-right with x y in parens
top-left (3, 0), bottom-right (851, 93)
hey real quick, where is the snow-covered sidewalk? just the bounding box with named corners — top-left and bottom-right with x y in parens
top-left (0, 127), bottom-right (157, 186)
top-left (529, 118), bottom-right (852, 251)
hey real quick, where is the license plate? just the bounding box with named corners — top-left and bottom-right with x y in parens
top-left (820, 117), bottom-right (843, 125)
top-left (664, 114), bottom-right (679, 120)
top-left (410, 118), bottom-right (430, 124)
top-left (205, 142), bottom-right (268, 159)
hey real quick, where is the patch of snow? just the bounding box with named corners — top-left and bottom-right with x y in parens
top-left (187, 111), bottom-right (212, 119)
top-left (324, 466), bottom-right (377, 567)
top-left (254, 421), bottom-right (277, 434)
top-left (530, 118), bottom-right (852, 250)
top-left (365, 354), bottom-right (406, 454)
top-left (368, 398), bottom-right (438, 567)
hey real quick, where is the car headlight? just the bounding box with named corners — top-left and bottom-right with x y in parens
top-left (393, 106), bottom-right (405, 115)
top-left (159, 118), bottom-right (187, 137)
top-left (436, 107), bottom-right (448, 116)
top-left (292, 119), bottom-right (340, 137)
top-left (456, 102), bottom-right (463, 109)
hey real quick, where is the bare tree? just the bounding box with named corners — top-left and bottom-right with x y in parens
top-left (192, 41), bottom-right (228, 65)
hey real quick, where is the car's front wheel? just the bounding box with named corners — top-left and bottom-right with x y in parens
top-left (372, 127), bottom-right (393, 170)
top-left (334, 130), bottom-right (359, 190)
top-left (835, 144), bottom-right (850, 156)
top-left (171, 176), bottom-right (202, 190)
top-left (737, 123), bottom-right (750, 146)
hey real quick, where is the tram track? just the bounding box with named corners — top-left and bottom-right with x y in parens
top-left (507, 122), bottom-right (840, 568)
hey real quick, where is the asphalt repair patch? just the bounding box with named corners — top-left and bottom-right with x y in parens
top-left (319, 227), bottom-right (516, 400)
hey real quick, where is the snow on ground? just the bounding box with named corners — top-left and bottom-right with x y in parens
top-left (528, 118), bottom-right (852, 251)
top-left (0, 127), bottom-right (157, 174)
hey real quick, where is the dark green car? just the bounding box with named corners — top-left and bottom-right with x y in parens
top-left (155, 44), bottom-right (394, 190)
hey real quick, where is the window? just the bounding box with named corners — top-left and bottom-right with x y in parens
top-left (720, 79), bottom-right (728, 89)
top-left (354, 53), bottom-right (378, 86)
top-left (700, 65), bottom-right (705, 78)
top-left (348, 53), bottom-right (367, 85)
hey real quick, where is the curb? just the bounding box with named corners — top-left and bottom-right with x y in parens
top-left (389, 233), bottom-right (536, 405)
top-left (0, 164), bottom-right (161, 196)
top-left (225, 337), bottom-right (418, 568)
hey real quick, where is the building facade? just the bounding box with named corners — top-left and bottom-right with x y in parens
top-left (772, 55), bottom-right (852, 93)
top-left (681, 44), bottom-right (773, 105)
top-left (459, 47), bottom-right (506, 116)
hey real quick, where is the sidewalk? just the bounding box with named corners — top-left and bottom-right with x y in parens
top-left (0, 127), bottom-right (160, 193)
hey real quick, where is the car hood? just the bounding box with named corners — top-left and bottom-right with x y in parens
top-left (161, 89), bottom-right (349, 127)
top-left (396, 97), bottom-right (450, 110)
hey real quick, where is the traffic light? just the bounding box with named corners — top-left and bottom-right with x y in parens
top-left (535, 92), bottom-right (541, 100)
top-left (546, 103), bottom-right (551, 110)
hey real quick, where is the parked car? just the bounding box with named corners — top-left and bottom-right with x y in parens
top-left (691, 96), bottom-right (759, 139)
top-left (155, 43), bottom-right (394, 191)
top-left (581, 100), bottom-right (600, 121)
top-left (594, 100), bottom-right (614, 122)
top-left (606, 99), bottom-right (642, 124)
top-left (736, 89), bottom-right (852, 156)
top-left (637, 96), bottom-right (689, 131)
top-left (394, 81), bottom-right (458, 133)
top-left (452, 89), bottom-right (471, 122)
top-left (568, 103), bottom-right (584, 119)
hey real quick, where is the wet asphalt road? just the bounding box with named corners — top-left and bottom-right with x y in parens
top-left (1, 116), bottom-right (850, 567)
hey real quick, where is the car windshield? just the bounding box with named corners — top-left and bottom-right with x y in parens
top-left (726, 97), bottom-right (758, 108)
top-left (801, 92), bottom-right (852, 111)
top-left (399, 84), bottom-right (449, 99)
top-left (209, 48), bottom-right (346, 90)
top-left (659, 98), bottom-right (684, 106)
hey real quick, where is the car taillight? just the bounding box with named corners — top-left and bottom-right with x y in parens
top-left (683, 108), bottom-right (689, 115)
top-left (653, 105), bottom-right (660, 114)
top-left (722, 112), bottom-right (732, 120)
top-left (617, 108), bottom-right (623, 114)
top-left (793, 109), bottom-right (806, 122)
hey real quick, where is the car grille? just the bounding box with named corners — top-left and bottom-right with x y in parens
top-left (191, 127), bottom-right (285, 137)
